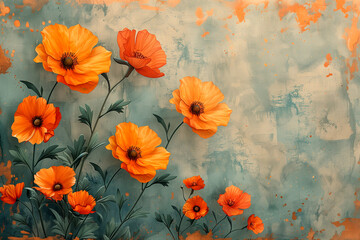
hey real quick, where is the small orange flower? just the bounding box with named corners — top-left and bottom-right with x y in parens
top-left (183, 195), bottom-right (209, 220)
top-left (169, 77), bottom-right (232, 138)
top-left (247, 214), bottom-right (264, 234)
top-left (11, 96), bottom-right (61, 144)
top-left (34, 24), bottom-right (112, 93)
top-left (183, 176), bottom-right (205, 190)
top-left (117, 28), bottom-right (166, 78)
top-left (106, 122), bottom-right (170, 183)
top-left (34, 166), bottom-right (76, 201)
top-left (217, 185), bottom-right (251, 216)
top-left (68, 190), bottom-right (96, 215)
top-left (0, 182), bottom-right (24, 204)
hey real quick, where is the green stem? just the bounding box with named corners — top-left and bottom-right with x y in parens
top-left (73, 215), bottom-right (89, 238)
top-left (212, 215), bottom-right (227, 232)
top-left (223, 225), bottom-right (247, 238)
top-left (177, 214), bottom-right (185, 240)
top-left (32, 144), bottom-right (36, 184)
top-left (47, 82), bottom-right (58, 103)
top-left (164, 223), bottom-right (176, 240)
top-left (38, 207), bottom-right (47, 238)
top-left (18, 200), bottom-right (38, 236)
top-left (105, 168), bottom-right (122, 191)
top-left (110, 182), bottom-right (148, 240)
top-left (75, 68), bottom-right (131, 190)
top-left (165, 121), bottom-right (184, 149)
top-left (180, 220), bottom-right (195, 235)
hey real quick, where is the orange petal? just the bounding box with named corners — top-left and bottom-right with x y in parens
top-left (115, 122), bottom-right (139, 152)
top-left (75, 46), bottom-right (112, 75)
top-left (68, 24), bottom-right (98, 61)
top-left (47, 56), bottom-right (66, 76)
top-left (135, 66), bottom-right (164, 78)
top-left (28, 127), bottom-right (47, 144)
top-left (117, 28), bottom-right (135, 60)
top-left (147, 49), bottom-right (166, 69)
top-left (41, 24), bottom-right (69, 60)
top-left (199, 81), bottom-right (225, 110)
top-left (106, 136), bottom-right (118, 159)
top-left (169, 89), bottom-right (182, 113)
top-left (134, 29), bottom-right (162, 56)
top-left (184, 117), bottom-right (217, 138)
top-left (222, 205), bottom-right (243, 216)
top-left (125, 56), bottom-right (151, 69)
top-left (58, 71), bottom-right (99, 94)
top-left (136, 147), bottom-right (170, 170)
top-left (125, 160), bottom-right (156, 176)
top-left (179, 77), bottom-right (202, 106)
top-left (121, 163), bottom-right (156, 183)
top-left (200, 103), bottom-right (232, 126)
top-left (34, 43), bottom-right (52, 72)
top-left (136, 126), bottom-right (162, 155)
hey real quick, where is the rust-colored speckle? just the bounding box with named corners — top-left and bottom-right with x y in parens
top-left (15, 0), bottom-right (49, 12)
top-left (0, 1), bottom-right (10, 16)
top-left (292, 211), bottom-right (297, 220)
top-left (0, 160), bottom-right (12, 184)
top-left (14, 20), bottom-right (20, 27)
top-left (331, 218), bottom-right (360, 239)
top-left (0, 45), bottom-right (11, 74)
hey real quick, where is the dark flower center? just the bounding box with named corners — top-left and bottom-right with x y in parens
top-left (192, 182), bottom-right (197, 186)
top-left (228, 200), bottom-right (235, 206)
top-left (190, 102), bottom-right (204, 116)
top-left (127, 146), bottom-right (141, 160)
top-left (134, 51), bottom-right (146, 59)
top-left (32, 117), bottom-right (42, 127)
top-left (53, 183), bottom-right (62, 191)
top-left (61, 52), bottom-right (78, 70)
top-left (193, 206), bottom-right (200, 212)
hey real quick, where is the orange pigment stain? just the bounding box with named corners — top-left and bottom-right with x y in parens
top-left (75, 0), bottom-right (180, 10)
top-left (326, 73), bottom-right (333, 77)
top-left (227, 0), bottom-right (268, 23)
top-left (297, 208), bottom-right (302, 212)
top-left (278, 0), bottom-right (326, 32)
top-left (0, 1), bottom-right (10, 16)
top-left (292, 211), bottom-right (297, 220)
top-left (0, 161), bottom-right (12, 184)
top-left (171, 192), bottom-right (174, 200)
top-left (196, 7), bottom-right (214, 26)
top-left (334, 0), bottom-right (351, 18)
top-left (202, 31), bottom-right (210, 37)
top-left (0, 45), bottom-right (12, 74)
top-left (9, 236), bottom-right (65, 240)
top-left (264, 38), bottom-right (268, 43)
top-left (25, 21), bottom-right (29, 27)
top-left (14, 20), bottom-right (20, 27)
top-left (14, 0), bottom-right (50, 12)
top-left (125, 192), bottom-right (129, 197)
top-left (307, 228), bottom-right (316, 239)
top-left (179, 230), bottom-right (230, 240)
top-left (300, 226), bottom-right (305, 230)
top-left (11, 50), bottom-right (15, 58)
top-left (281, 27), bottom-right (288, 33)
top-left (324, 53), bottom-right (332, 67)
top-left (332, 218), bottom-right (360, 239)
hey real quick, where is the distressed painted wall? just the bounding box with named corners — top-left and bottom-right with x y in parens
top-left (1, 0), bottom-right (360, 239)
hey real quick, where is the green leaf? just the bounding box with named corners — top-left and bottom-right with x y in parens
top-left (90, 162), bottom-right (106, 182)
top-left (50, 208), bottom-right (68, 236)
top-left (102, 99), bottom-right (130, 118)
top-left (78, 104), bottom-right (93, 129)
top-left (20, 80), bottom-right (42, 97)
top-left (171, 205), bottom-right (181, 217)
top-left (77, 177), bottom-right (91, 192)
top-left (149, 173), bottom-right (177, 187)
top-left (88, 135), bottom-right (106, 153)
top-left (153, 114), bottom-right (168, 133)
top-left (113, 57), bottom-right (129, 66)
top-left (155, 212), bottom-right (162, 222)
top-left (9, 146), bottom-right (31, 169)
top-left (76, 217), bottom-right (98, 239)
top-left (128, 207), bottom-right (149, 220)
top-left (94, 185), bottom-right (106, 200)
top-left (117, 225), bottom-right (131, 240)
top-left (68, 135), bottom-right (87, 169)
top-left (203, 223), bottom-right (209, 233)
top-left (116, 189), bottom-right (127, 212)
top-left (212, 211), bottom-right (217, 223)
top-left (36, 145), bottom-right (65, 166)
top-left (97, 195), bottom-right (116, 204)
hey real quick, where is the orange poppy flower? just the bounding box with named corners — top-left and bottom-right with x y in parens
top-left (68, 190), bottom-right (96, 215)
top-left (169, 76), bottom-right (232, 138)
top-left (217, 185), bottom-right (251, 216)
top-left (247, 214), bottom-right (264, 234)
top-left (117, 28), bottom-right (166, 78)
top-left (34, 24), bottom-right (112, 93)
top-left (183, 195), bottom-right (209, 220)
top-left (106, 122), bottom-right (170, 183)
top-left (183, 176), bottom-right (205, 190)
top-left (11, 96), bottom-right (61, 144)
top-left (34, 166), bottom-right (76, 201)
top-left (0, 182), bottom-right (24, 204)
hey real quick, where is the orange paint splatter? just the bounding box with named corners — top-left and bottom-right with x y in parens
top-left (180, 230), bottom-right (230, 240)
top-left (202, 31), bottom-right (210, 37)
top-left (0, 45), bottom-right (12, 74)
top-left (301, 226), bottom-right (305, 230)
top-left (334, 0), bottom-right (351, 18)
top-left (14, 20), bottom-right (20, 27)
top-left (297, 208), bottom-right (302, 212)
top-left (292, 211), bottom-right (297, 220)
top-left (0, 1), bottom-right (10, 16)
top-left (75, 0), bottom-right (180, 10)
top-left (324, 53), bottom-right (332, 67)
top-left (171, 192), bottom-right (174, 200)
top-left (125, 192), bottom-right (129, 197)
top-left (307, 228), bottom-right (316, 239)
top-left (15, 0), bottom-right (49, 12)
top-left (332, 218), bottom-right (360, 239)
top-left (326, 73), bottom-right (333, 77)
top-left (281, 27), bottom-right (288, 33)
top-left (0, 161), bottom-right (12, 184)
top-left (9, 236), bottom-right (64, 240)
top-left (227, 0), bottom-right (268, 23)
top-left (196, 7), bottom-right (213, 26)
top-left (278, 0), bottom-right (326, 32)
top-left (25, 21), bottom-right (29, 28)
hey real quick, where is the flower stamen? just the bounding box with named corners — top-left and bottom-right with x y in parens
top-left (127, 146), bottom-right (142, 160)
top-left (61, 52), bottom-right (78, 70)
top-left (33, 117), bottom-right (42, 127)
top-left (134, 51), bottom-right (146, 59)
top-left (193, 205), bottom-right (200, 212)
top-left (190, 101), bottom-right (204, 116)
top-left (53, 183), bottom-right (62, 191)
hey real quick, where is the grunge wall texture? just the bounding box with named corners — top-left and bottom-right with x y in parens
top-left (1, 0), bottom-right (360, 239)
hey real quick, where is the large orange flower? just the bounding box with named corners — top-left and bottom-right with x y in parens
top-left (247, 214), bottom-right (264, 234)
top-left (34, 24), bottom-right (112, 93)
top-left (183, 176), bottom-right (205, 190)
top-left (217, 185), bottom-right (251, 216)
top-left (106, 122), bottom-right (170, 183)
top-left (183, 195), bottom-right (209, 220)
top-left (11, 96), bottom-right (61, 144)
top-left (68, 190), bottom-right (96, 215)
top-left (34, 166), bottom-right (76, 201)
top-left (117, 28), bottom-right (166, 78)
top-left (0, 182), bottom-right (24, 204)
top-left (169, 77), bottom-right (232, 138)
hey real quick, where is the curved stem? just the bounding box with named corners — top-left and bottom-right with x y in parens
top-left (38, 207), bottom-right (47, 238)
top-left (181, 187), bottom-right (186, 202)
top-left (75, 69), bottom-right (130, 190)
top-left (32, 144), bottom-right (36, 184)
top-left (73, 215), bottom-right (89, 238)
top-left (105, 168), bottom-right (122, 191)
top-left (165, 121), bottom-right (184, 149)
top-left (110, 182), bottom-right (148, 240)
top-left (212, 215), bottom-right (227, 232)
top-left (180, 220), bottom-right (194, 235)
top-left (223, 225), bottom-right (247, 238)
top-left (164, 223), bottom-right (176, 240)
top-left (177, 214), bottom-right (185, 239)
top-left (18, 200), bottom-right (38, 236)
top-left (47, 82), bottom-right (58, 103)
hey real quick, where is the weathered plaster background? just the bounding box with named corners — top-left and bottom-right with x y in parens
top-left (0, 0), bottom-right (360, 239)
